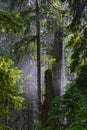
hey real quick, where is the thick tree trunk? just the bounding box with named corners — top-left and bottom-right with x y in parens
top-left (36, 0), bottom-right (41, 119)
top-left (52, 22), bottom-right (64, 96)
top-left (42, 69), bottom-right (54, 128)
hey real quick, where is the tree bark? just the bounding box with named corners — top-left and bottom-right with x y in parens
top-left (41, 69), bottom-right (54, 128)
top-left (9, 0), bottom-right (15, 11)
top-left (36, 0), bottom-right (41, 119)
top-left (52, 21), bottom-right (64, 96)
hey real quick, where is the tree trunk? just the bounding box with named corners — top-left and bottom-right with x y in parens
top-left (42, 69), bottom-right (54, 128)
top-left (36, 0), bottom-right (41, 119)
top-left (9, 0), bottom-right (15, 11)
top-left (19, 110), bottom-right (22, 130)
top-left (52, 21), bottom-right (64, 96)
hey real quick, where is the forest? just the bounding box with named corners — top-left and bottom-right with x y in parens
top-left (0, 0), bottom-right (87, 130)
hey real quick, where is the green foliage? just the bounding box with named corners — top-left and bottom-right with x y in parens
top-left (0, 10), bottom-right (25, 34)
top-left (13, 39), bottom-right (37, 61)
top-left (0, 124), bottom-right (12, 130)
top-left (43, 64), bottom-right (87, 130)
top-left (32, 120), bottom-right (42, 130)
top-left (42, 55), bottom-right (56, 69)
top-left (45, 89), bottom-right (87, 130)
top-left (0, 56), bottom-right (24, 127)
top-left (76, 64), bottom-right (87, 93)
top-left (60, 0), bottom-right (87, 30)
top-left (62, 0), bottom-right (87, 73)
top-left (66, 32), bottom-right (87, 72)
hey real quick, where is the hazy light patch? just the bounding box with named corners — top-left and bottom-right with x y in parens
top-left (18, 56), bottom-right (37, 98)
top-left (28, 0), bottom-right (35, 6)
top-left (18, 55), bottom-right (38, 129)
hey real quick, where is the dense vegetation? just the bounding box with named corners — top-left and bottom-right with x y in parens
top-left (0, 0), bottom-right (87, 130)
top-left (0, 57), bottom-right (24, 130)
top-left (42, 0), bottom-right (87, 130)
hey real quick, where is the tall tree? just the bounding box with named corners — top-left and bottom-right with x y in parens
top-left (52, 21), bottom-right (64, 96)
top-left (36, 0), bottom-right (41, 119)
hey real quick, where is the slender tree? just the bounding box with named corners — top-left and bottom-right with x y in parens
top-left (36, 0), bottom-right (41, 119)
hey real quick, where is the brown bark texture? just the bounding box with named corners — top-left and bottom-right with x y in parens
top-left (52, 22), bottom-right (64, 96)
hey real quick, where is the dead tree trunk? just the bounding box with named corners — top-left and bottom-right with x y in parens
top-left (42, 69), bottom-right (54, 128)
